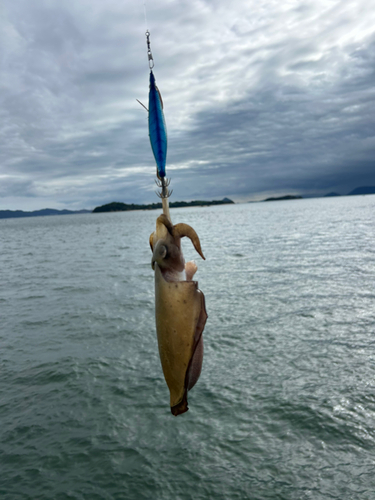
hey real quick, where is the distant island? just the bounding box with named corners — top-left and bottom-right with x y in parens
top-left (347, 186), bottom-right (375, 196)
top-left (260, 186), bottom-right (375, 202)
top-left (0, 208), bottom-right (90, 219)
top-left (0, 199), bottom-right (234, 220)
top-left (324, 187), bottom-right (375, 197)
top-left (263, 195), bottom-right (303, 202)
top-left (92, 198), bottom-right (234, 213)
top-left (2, 186), bottom-right (375, 220)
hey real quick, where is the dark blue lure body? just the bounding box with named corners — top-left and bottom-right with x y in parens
top-left (148, 71), bottom-right (167, 178)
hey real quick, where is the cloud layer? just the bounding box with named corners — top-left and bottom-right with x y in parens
top-left (1, 0), bottom-right (375, 209)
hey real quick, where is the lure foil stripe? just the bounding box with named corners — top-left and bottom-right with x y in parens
top-left (148, 71), bottom-right (167, 178)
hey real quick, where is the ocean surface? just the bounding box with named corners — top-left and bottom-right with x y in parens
top-left (1, 196), bottom-right (375, 500)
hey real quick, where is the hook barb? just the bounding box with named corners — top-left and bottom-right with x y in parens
top-left (155, 178), bottom-right (172, 198)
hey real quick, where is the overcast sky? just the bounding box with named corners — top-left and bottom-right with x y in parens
top-left (1, 0), bottom-right (375, 210)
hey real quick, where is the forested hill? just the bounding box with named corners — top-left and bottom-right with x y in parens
top-left (92, 198), bottom-right (234, 213)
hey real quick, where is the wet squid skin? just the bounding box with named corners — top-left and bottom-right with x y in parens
top-left (150, 214), bottom-right (207, 416)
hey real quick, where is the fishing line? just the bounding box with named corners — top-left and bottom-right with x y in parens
top-left (143, 0), bottom-right (148, 32)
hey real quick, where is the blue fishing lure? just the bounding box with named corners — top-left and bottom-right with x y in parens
top-left (148, 70), bottom-right (167, 178)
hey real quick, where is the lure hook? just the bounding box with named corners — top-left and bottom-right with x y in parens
top-left (155, 178), bottom-right (172, 199)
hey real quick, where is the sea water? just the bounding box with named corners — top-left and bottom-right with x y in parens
top-left (1, 196), bottom-right (375, 499)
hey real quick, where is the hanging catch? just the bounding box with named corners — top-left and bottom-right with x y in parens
top-left (150, 215), bottom-right (207, 416)
top-left (142, 30), bottom-right (207, 415)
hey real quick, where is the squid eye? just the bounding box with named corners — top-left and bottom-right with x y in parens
top-left (151, 242), bottom-right (169, 270)
top-left (158, 245), bottom-right (168, 259)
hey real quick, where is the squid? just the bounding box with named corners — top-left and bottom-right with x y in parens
top-left (150, 215), bottom-right (207, 415)
top-left (141, 31), bottom-right (207, 415)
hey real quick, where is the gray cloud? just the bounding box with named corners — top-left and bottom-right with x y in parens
top-left (1, 0), bottom-right (375, 210)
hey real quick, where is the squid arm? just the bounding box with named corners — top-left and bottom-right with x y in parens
top-left (150, 214), bottom-right (207, 416)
